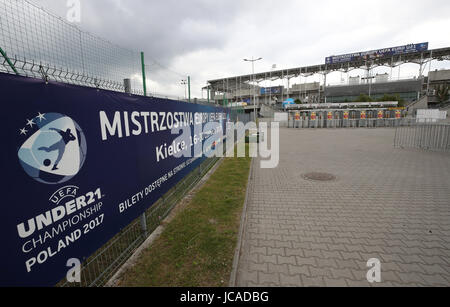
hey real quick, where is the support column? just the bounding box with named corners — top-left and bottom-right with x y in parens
top-left (426, 50), bottom-right (433, 95)
top-left (419, 53), bottom-right (424, 78)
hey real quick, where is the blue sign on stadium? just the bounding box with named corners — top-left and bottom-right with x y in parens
top-left (325, 42), bottom-right (429, 64)
top-left (0, 72), bottom-right (228, 286)
top-left (260, 86), bottom-right (283, 95)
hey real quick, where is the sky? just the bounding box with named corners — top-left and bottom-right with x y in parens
top-left (29, 0), bottom-right (450, 98)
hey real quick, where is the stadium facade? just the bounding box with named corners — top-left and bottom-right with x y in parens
top-left (206, 44), bottom-right (450, 108)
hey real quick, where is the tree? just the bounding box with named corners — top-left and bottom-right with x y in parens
top-left (353, 94), bottom-right (373, 103)
top-left (294, 99), bottom-right (302, 104)
top-left (436, 84), bottom-right (449, 103)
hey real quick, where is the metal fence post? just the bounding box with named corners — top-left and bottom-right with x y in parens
top-left (0, 46), bottom-right (19, 75)
top-left (124, 78), bottom-right (131, 94)
top-left (141, 52), bottom-right (147, 97)
top-left (124, 77), bottom-right (148, 237)
top-left (140, 214), bottom-right (148, 237)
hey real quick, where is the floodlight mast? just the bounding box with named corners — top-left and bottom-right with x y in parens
top-left (181, 79), bottom-right (187, 100)
top-left (244, 57), bottom-right (263, 122)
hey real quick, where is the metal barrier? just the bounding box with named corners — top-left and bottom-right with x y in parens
top-left (394, 124), bottom-right (450, 152)
top-left (288, 112), bottom-right (420, 129)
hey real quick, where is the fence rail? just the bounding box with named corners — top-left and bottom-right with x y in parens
top-left (394, 124), bottom-right (450, 152)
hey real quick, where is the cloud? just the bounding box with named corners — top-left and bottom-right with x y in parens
top-left (19, 0), bottom-right (450, 97)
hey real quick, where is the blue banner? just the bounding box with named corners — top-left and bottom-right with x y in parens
top-left (260, 86), bottom-right (282, 95)
top-left (325, 42), bottom-right (429, 64)
top-left (0, 73), bottom-right (228, 286)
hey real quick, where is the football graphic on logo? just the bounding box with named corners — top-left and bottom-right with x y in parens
top-left (18, 113), bottom-right (87, 185)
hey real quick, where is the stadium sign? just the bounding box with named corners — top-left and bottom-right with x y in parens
top-left (0, 72), bottom-right (228, 286)
top-left (325, 42), bottom-right (429, 65)
top-left (260, 86), bottom-right (283, 95)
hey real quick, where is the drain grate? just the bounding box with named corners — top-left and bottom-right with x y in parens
top-left (302, 172), bottom-right (336, 182)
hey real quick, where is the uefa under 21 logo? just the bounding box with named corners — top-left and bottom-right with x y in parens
top-left (18, 112), bottom-right (87, 185)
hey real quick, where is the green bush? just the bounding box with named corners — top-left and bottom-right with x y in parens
top-left (353, 93), bottom-right (406, 107)
top-left (379, 94), bottom-right (406, 107)
top-left (353, 94), bottom-right (373, 102)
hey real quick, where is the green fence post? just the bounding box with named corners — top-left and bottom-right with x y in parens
top-left (139, 51), bottom-right (148, 237)
top-left (141, 52), bottom-right (147, 96)
top-left (0, 47), bottom-right (19, 75)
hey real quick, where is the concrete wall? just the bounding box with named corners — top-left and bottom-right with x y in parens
top-left (234, 89), bottom-right (255, 97)
top-left (291, 82), bottom-right (320, 92)
top-left (428, 69), bottom-right (450, 82)
top-left (325, 79), bottom-right (423, 97)
top-left (407, 96), bottom-right (428, 114)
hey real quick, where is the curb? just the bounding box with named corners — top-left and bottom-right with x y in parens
top-left (229, 157), bottom-right (254, 287)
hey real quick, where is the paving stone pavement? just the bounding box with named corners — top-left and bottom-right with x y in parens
top-left (236, 128), bottom-right (450, 287)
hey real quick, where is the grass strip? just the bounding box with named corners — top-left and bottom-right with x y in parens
top-left (118, 150), bottom-right (251, 287)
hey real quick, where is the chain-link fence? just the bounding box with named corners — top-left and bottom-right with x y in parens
top-left (1, 0), bottom-right (249, 287)
top-left (0, 0), bottom-right (197, 99)
top-left (0, 0), bottom-right (146, 94)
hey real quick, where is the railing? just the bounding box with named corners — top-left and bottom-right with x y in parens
top-left (394, 124), bottom-right (450, 152)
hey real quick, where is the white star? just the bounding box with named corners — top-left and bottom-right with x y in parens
top-left (26, 119), bottom-right (35, 128)
top-left (20, 128), bottom-right (28, 135)
top-left (36, 112), bottom-right (46, 122)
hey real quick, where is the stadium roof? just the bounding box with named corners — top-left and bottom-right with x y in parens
top-left (207, 47), bottom-right (450, 92)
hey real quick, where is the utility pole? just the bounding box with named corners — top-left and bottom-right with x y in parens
top-left (244, 57), bottom-right (262, 122)
top-left (361, 75), bottom-right (375, 98)
top-left (361, 60), bottom-right (375, 98)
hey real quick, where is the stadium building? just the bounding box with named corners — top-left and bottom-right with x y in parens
top-left (206, 43), bottom-right (450, 112)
